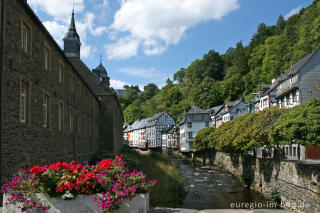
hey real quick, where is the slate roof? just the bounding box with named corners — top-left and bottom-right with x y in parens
top-left (187, 106), bottom-right (210, 114)
top-left (124, 125), bottom-right (132, 133)
top-left (148, 112), bottom-right (166, 121)
top-left (15, 1), bottom-right (98, 99)
top-left (221, 99), bottom-right (243, 115)
top-left (132, 118), bottom-right (150, 130)
top-left (63, 10), bottom-right (80, 43)
top-left (180, 106), bottom-right (211, 124)
top-left (209, 105), bottom-right (223, 116)
top-left (68, 57), bottom-right (124, 120)
top-left (265, 50), bottom-right (318, 95)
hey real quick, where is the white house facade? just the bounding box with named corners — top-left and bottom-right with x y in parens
top-left (180, 106), bottom-right (212, 152)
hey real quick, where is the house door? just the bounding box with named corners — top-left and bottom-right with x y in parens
top-left (305, 146), bottom-right (320, 160)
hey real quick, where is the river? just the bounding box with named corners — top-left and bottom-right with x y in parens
top-left (174, 158), bottom-right (270, 210)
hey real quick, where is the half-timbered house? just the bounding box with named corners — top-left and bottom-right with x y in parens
top-left (145, 112), bottom-right (175, 149)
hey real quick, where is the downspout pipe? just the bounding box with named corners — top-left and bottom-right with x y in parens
top-left (0, 0), bottom-right (6, 206)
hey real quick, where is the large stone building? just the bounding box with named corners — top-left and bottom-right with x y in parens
top-left (0, 0), bottom-right (123, 190)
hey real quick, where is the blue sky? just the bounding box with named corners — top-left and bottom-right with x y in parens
top-left (28, 0), bottom-right (313, 90)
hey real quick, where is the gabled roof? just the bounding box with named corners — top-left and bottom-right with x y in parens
top-left (187, 106), bottom-right (210, 114)
top-left (15, 0), bottom-right (97, 100)
top-left (133, 118), bottom-right (150, 130)
top-left (209, 105), bottom-right (223, 116)
top-left (148, 112), bottom-right (167, 121)
top-left (68, 58), bottom-right (109, 96)
top-left (68, 57), bottom-right (124, 120)
top-left (124, 125), bottom-right (132, 133)
top-left (222, 99), bottom-right (243, 114)
top-left (265, 49), bottom-right (318, 95)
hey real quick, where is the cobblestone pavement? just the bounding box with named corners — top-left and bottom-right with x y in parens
top-left (150, 208), bottom-right (297, 213)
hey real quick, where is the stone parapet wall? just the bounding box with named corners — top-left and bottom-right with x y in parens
top-left (191, 151), bottom-right (320, 213)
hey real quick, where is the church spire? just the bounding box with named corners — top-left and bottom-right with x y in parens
top-left (63, 8), bottom-right (81, 57)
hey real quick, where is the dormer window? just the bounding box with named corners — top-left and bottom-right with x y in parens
top-left (290, 77), bottom-right (293, 83)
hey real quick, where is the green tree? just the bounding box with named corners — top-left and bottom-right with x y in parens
top-left (276, 15), bottom-right (286, 34)
top-left (269, 99), bottom-right (320, 146)
top-left (173, 68), bottom-right (187, 83)
top-left (142, 83), bottom-right (159, 100)
top-left (194, 127), bottom-right (215, 151)
top-left (202, 50), bottom-right (225, 80)
top-left (123, 100), bottom-right (143, 124)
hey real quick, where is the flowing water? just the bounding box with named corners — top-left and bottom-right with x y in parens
top-left (175, 159), bottom-right (270, 210)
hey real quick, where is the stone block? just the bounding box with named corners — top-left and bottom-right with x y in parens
top-left (3, 193), bottom-right (149, 213)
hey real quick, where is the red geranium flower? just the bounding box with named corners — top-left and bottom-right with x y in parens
top-left (30, 165), bottom-right (46, 176)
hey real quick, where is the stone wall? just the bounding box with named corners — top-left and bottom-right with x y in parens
top-left (193, 151), bottom-right (320, 213)
top-left (1, 0), bottom-right (100, 180)
top-left (99, 94), bottom-right (123, 154)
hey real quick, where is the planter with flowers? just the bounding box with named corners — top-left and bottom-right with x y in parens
top-left (1, 155), bottom-right (156, 213)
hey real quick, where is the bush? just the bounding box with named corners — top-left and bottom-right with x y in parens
top-left (269, 187), bottom-right (281, 205)
top-left (269, 98), bottom-right (320, 146)
top-left (239, 174), bottom-right (253, 187)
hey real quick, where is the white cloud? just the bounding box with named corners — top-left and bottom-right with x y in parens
top-left (105, 36), bottom-right (140, 60)
top-left (28, 0), bottom-right (85, 19)
top-left (110, 79), bottom-right (129, 89)
top-left (107, 0), bottom-right (240, 59)
top-left (81, 43), bottom-right (97, 59)
top-left (43, 21), bottom-right (68, 46)
top-left (285, 5), bottom-right (303, 20)
top-left (77, 13), bottom-right (107, 38)
top-left (31, 0), bottom-right (107, 60)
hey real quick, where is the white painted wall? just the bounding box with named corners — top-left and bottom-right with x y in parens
top-left (180, 120), bottom-right (212, 152)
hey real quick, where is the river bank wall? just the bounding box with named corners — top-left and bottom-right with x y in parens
top-left (188, 151), bottom-right (320, 213)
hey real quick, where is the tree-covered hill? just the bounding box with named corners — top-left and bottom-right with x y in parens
top-left (119, 0), bottom-right (320, 124)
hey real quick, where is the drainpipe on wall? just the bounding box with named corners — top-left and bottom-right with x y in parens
top-left (0, 0), bottom-right (6, 206)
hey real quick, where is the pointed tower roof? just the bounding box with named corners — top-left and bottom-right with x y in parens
top-left (95, 59), bottom-right (108, 78)
top-left (63, 9), bottom-right (81, 44)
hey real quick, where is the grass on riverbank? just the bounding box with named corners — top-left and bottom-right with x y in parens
top-left (92, 145), bottom-right (187, 208)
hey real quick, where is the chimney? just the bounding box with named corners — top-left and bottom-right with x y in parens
top-left (271, 79), bottom-right (275, 84)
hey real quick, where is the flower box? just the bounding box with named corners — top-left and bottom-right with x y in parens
top-left (2, 193), bottom-right (149, 213)
top-left (1, 155), bottom-right (156, 212)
